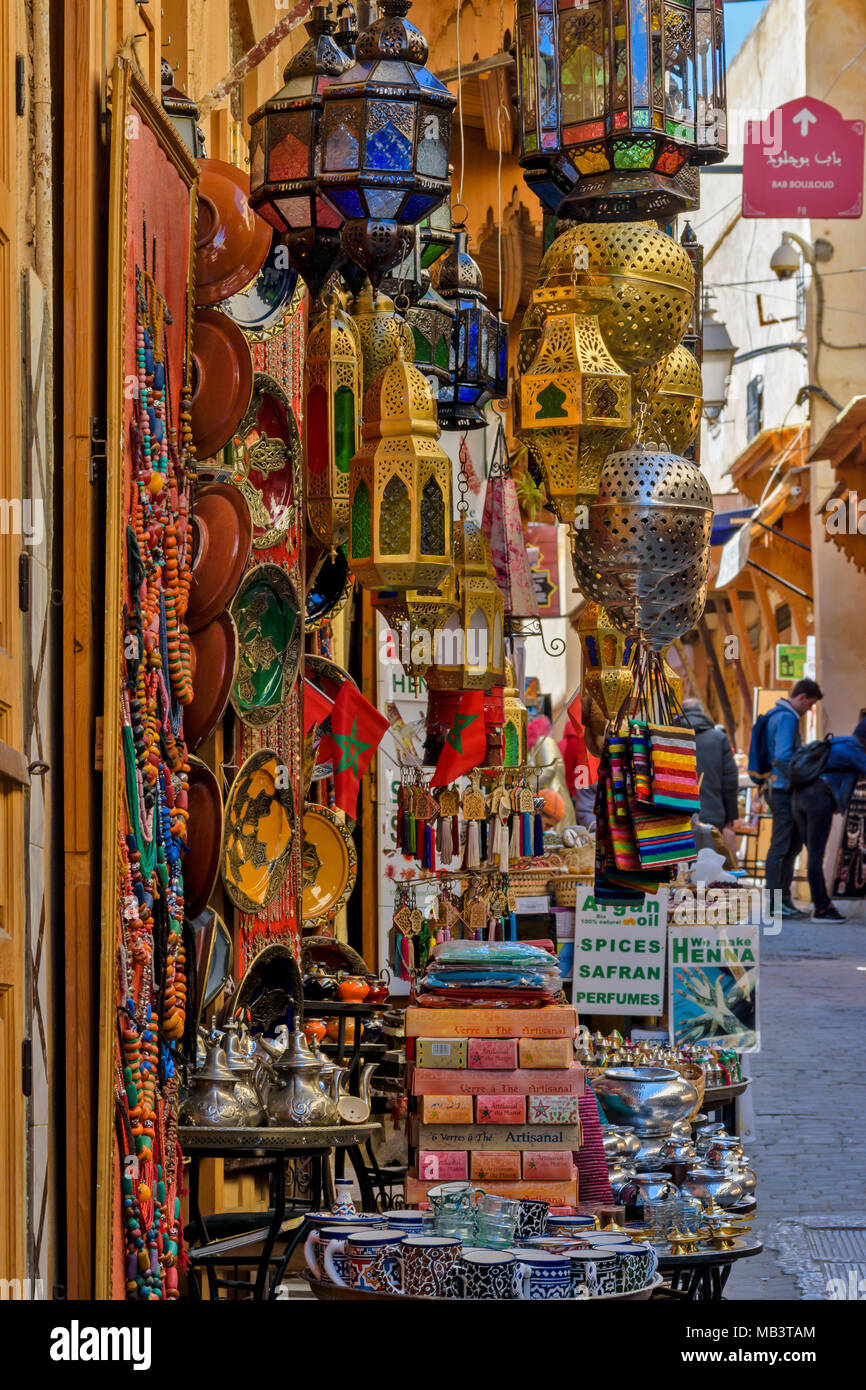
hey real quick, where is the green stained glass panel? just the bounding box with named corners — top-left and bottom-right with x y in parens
top-left (412, 325), bottom-right (433, 364)
top-left (334, 385), bottom-right (355, 474)
top-left (380, 475), bottom-right (411, 554)
top-left (352, 480), bottom-right (371, 557)
top-left (613, 138), bottom-right (655, 168)
top-left (434, 333), bottom-right (450, 370)
top-left (420, 475), bottom-right (445, 555)
top-left (503, 722), bottom-right (519, 767)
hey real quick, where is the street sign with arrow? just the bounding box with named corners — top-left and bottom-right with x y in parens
top-left (743, 97), bottom-right (864, 219)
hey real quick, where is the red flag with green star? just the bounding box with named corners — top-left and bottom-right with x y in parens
top-left (319, 682), bottom-right (389, 819)
top-left (431, 689), bottom-right (487, 787)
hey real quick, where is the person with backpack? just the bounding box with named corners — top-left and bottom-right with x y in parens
top-left (791, 717), bottom-right (866, 922)
top-left (751, 678), bottom-right (823, 919)
top-left (682, 697), bottom-right (740, 832)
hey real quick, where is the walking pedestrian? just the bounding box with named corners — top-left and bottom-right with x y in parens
top-left (682, 698), bottom-right (739, 832)
top-left (792, 717), bottom-right (866, 923)
top-left (763, 678), bottom-right (823, 919)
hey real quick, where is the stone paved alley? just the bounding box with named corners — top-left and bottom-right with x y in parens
top-left (726, 917), bottom-right (866, 1300)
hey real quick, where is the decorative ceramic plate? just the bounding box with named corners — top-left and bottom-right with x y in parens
top-left (229, 563), bottom-right (303, 728)
top-left (217, 229), bottom-right (303, 340)
top-left (184, 610), bottom-right (239, 751)
top-left (304, 654), bottom-right (358, 702)
top-left (305, 545), bottom-right (354, 630)
top-left (229, 373), bottom-right (302, 551)
top-left (187, 483), bottom-right (252, 631)
top-left (190, 308), bottom-right (254, 462)
top-left (184, 757), bottom-right (223, 916)
top-left (229, 941), bottom-right (303, 1036)
top-left (302, 802), bottom-right (357, 924)
top-left (221, 749), bottom-right (296, 913)
top-left (196, 158), bottom-right (272, 306)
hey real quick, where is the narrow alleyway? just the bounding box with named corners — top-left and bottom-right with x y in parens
top-left (726, 917), bottom-right (866, 1299)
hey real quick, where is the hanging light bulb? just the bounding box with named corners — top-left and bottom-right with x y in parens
top-left (319, 0), bottom-right (456, 287)
top-left (247, 5), bottom-right (353, 299)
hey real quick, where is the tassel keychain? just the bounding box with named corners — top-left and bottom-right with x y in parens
top-left (466, 891), bottom-right (488, 942)
top-left (415, 787), bottom-right (440, 870)
top-left (509, 780), bottom-right (523, 863)
top-left (533, 794), bottom-right (545, 856)
top-left (496, 788), bottom-right (512, 872)
top-left (462, 773), bottom-right (486, 870)
top-left (436, 786), bottom-right (460, 867)
top-left (517, 782), bottom-right (535, 858)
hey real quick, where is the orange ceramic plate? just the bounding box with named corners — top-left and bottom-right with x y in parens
top-left (221, 749), bottom-right (295, 913)
top-left (301, 803), bottom-right (357, 925)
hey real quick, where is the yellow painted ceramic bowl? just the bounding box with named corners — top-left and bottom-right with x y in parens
top-left (220, 749), bottom-right (295, 912)
top-left (302, 802), bottom-right (357, 925)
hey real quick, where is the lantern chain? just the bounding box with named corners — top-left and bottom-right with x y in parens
top-left (456, 435), bottom-right (471, 515)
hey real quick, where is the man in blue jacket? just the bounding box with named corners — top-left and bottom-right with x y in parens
top-left (764, 678), bottom-right (823, 918)
top-left (792, 717), bottom-right (866, 922)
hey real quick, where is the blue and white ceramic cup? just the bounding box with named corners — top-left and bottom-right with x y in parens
top-left (577, 1245), bottom-right (619, 1296)
top-left (452, 1248), bottom-right (527, 1300)
top-left (545, 1213), bottom-right (599, 1238)
top-left (323, 1229), bottom-right (406, 1292)
top-left (561, 1248), bottom-right (599, 1298)
top-left (384, 1209), bottom-right (437, 1237)
top-left (512, 1248), bottom-right (573, 1300)
top-left (605, 1242), bottom-right (658, 1293)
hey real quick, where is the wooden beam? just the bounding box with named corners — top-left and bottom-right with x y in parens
top-left (436, 51), bottom-right (514, 83)
top-left (727, 589), bottom-right (761, 696)
top-left (673, 640), bottom-right (701, 702)
top-left (478, 65), bottom-right (515, 154)
top-left (709, 597), bottom-right (753, 713)
top-left (197, 0), bottom-right (309, 117)
top-left (751, 570), bottom-right (780, 684)
top-left (698, 617), bottom-right (738, 742)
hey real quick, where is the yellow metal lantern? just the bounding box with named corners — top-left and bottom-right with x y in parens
top-left (578, 601), bottom-right (636, 718)
top-left (519, 235), bottom-right (631, 522)
top-left (351, 281), bottom-right (415, 396)
top-left (426, 519), bottom-right (505, 692)
top-left (646, 345), bottom-right (703, 454)
top-left (304, 293), bottom-right (361, 547)
top-left (503, 660), bottom-right (528, 767)
top-left (348, 349), bottom-right (452, 591)
top-left (662, 650), bottom-right (684, 707)
top-left (556, 222), bottom-right (695, 372)
top-left (373, 579), bottom-right (459, 682)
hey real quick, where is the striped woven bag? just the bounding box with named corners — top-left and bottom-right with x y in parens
top-left (647, 723), bottom-right (702, 813)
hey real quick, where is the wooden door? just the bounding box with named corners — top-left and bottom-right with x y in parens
top-left (0, 1), bottom-right (28, 1283)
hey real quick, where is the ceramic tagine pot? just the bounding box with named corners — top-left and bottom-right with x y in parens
top-left (179, 1036), bottom-right (248, 1128)
top-left (266, 1029), bottom-right (341, 1127)
top-left (335, 974), bottom-right (371, 1003)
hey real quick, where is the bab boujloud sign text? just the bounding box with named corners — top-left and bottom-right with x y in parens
top-left (571, 888), bottom-right (668, 1016)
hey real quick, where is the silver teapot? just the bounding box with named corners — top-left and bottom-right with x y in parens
top-left (220, 1020), bottom-right (266, 1125)
top-left (658, 1136), bottom-right (697, 1164)
top-left (618, 1170), bottom-right (679, 1206)
top-left (179, 1036), bottom-right (248, 1128)
top-left (681, 1166), bottom-right (744, 1209)
top-left (266, 1029), bottom-right (341, 1127)
top-left (306, 1035), bottom-right (349, 1105)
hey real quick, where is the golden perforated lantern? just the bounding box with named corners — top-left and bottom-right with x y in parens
top-left (425, 519), bottom-right (505, 692)
top-left (304, 293), bottom-right (362, 547)
top-left (347, 349), bottom-right (452, 591)
top-left (577, 601), bottom-right (636, 717)
top-left (555, 222), bottom-right (695, 372)
top-left (503, 660), bottom-right (528, 767)
top-left (662, 650), bottom-right (684, 706)
top-left (519, 235), bottom-right (631, 522)
top-left (350, 282), bottom-right (416, 396)
top-left (645, 344), bottom-right (703, 453)
top-left (373, 579), bottom-right (459, 682)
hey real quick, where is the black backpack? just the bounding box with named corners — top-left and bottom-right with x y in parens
top-left (776, 735), bottom-right (833, 790)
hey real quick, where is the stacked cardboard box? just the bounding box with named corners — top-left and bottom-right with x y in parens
top-left (405, 1006), bottom-right (584, 1207)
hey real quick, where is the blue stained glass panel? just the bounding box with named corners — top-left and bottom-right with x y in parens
top-left (458, 385), bottom-right (480, 403)
top-left (468, 317), bottom-right (479, 372)
top-left (634, 108), bottom-right (650, 127)
top-left (631, 0), bottom-right (650, 105)
top-left (366, 121), bottom-right (412, 170)
top-left (401, 192), bottom-right (437, 223)
top-left (327, 188), bottom-right (365, 218)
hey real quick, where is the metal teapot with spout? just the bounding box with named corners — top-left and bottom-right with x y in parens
top-left (221, 1019), bottom-right (266, 1125)
top-left (179, 1035), bottom-right (249, 1128)
top-left (266, 1028), bottom-right (341, 1127)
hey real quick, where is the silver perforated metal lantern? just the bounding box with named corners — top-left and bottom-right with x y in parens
top-left (583, 448), bottom-right (713, 601)
top-left (635, 549), bottom-right (711, 617)
top-left (643, 581), bottom-right (710, 650)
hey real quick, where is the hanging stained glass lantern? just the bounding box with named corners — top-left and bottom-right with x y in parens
top-left (419, 189), bottom-right (456, 269)
top-left (515, 0), bottom-right (727, 222)
top-left (350, 281), bottom-right (416, 395)
top-left (406, 279), bottom-right (455, 397)
top-left (437, 231), bottom-right (509, 432)
top-left (518, 234), bottom-right (631, 521)
top-left (577, 600), bottom-right (635, 716)
top-left (319, 0), bottom-right (456, 286)
top-left (425, 519), bottom-right (505, 692)
top-left (304, 291), bottom-right (362, 548)
top-left (348, 348), bottom-right (453, 590)
top-left (248, 5), bottom-right (353, 299)
top-left (503, 660), bottom-right (529, 767)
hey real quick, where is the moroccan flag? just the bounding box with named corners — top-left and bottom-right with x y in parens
top-left (303, 679), bottom-right (334, 736)
top-left (319, 682), bottom-right (389, 819)
top-left (431, 689), bottom-right (487, 787)
top-left (566, 688), bottom-right (600, 785)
